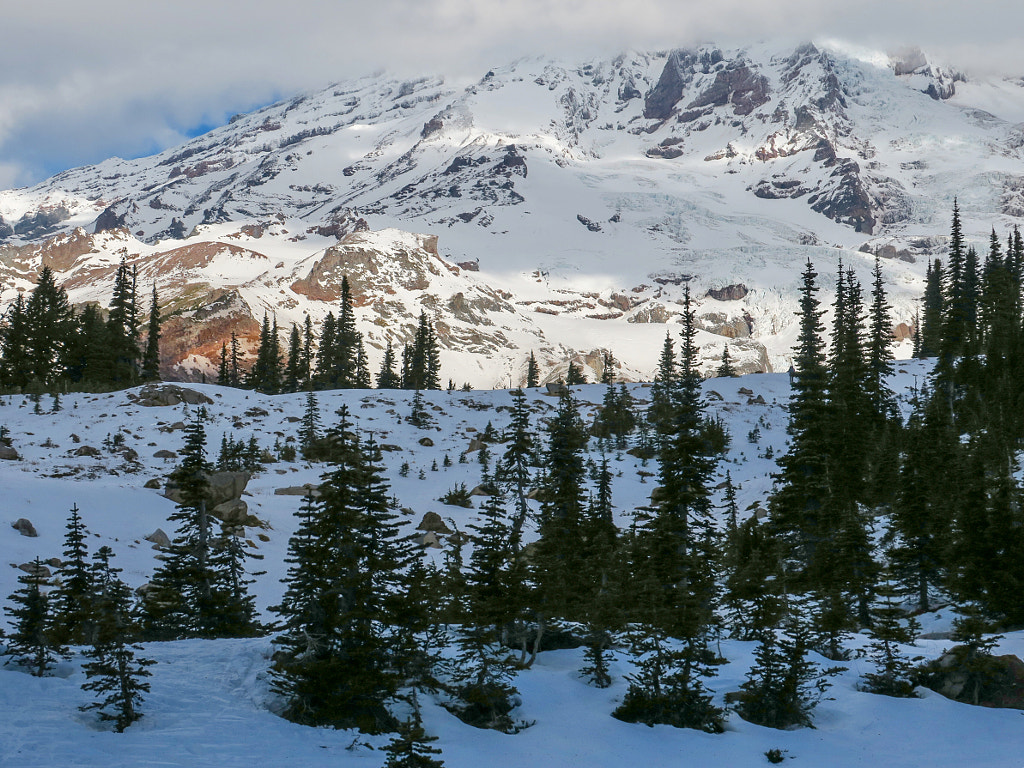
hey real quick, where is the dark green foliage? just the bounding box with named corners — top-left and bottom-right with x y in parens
top-left (80, 547), bottom-right (154, 732)
top-left (382, 698), bottom-right (446, 768)
top-left (24, 266), bottom-right (75, 387)
top-left (440, 483), bottom-right (473, 508)
top-left (612, 629), bottom-right (724, 733)
top-left (272, 412), bottom-right (415, 732)
top-left (533, 388), bottom-right (589, 623)
top-left (106, 258), bottom-right (140, 386)
top-left (717, 345), bottom-right (737, 377)
top-left (3, 558), bottom-right (67, 676)
top-left (141, 284), bottom-right (162, 381)
top-left (141, 417), bottom-right (260, 639)
top-left (283, 323), bottom-right (302, 393)
top-left (248, 313), bottom-right (282, 393)
top-left (736, 621), bottom-right (838, 730)
top-left (402, 313), bottom-right (441, 390)
top-left (378, 340), bottom-right (401, 389)
top-left (408, 390), bottom-right (432, 428)
top-left (860, 578), bottom-right (921, 698)
top-left (0, 292), bottom-right (31, 390)
top-left (447, 489), bottom-right (524, 730)
top-left (51, 504), bottom-right (95, 646)
top-left (565, 359), bottom-right (586, 385)
top-left (525, 351), bottom-right (540, 388)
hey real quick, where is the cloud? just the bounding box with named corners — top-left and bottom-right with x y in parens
top-left (1, 0), bottom-right (1023, 187)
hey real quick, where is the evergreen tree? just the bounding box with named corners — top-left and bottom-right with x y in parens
top-left (865, 255), bottom-right (895, 418)
top-left (918, 259), bottom-right (944, 359)
top-left (64, 304), bottom-right (112, 387)
top-left (403, 313), bottom-right (442, 390)
top-left (140, 284), bottom-right (161, 382)
top-left (600, 350), bottom-right (616, 384)
top-left (217, 342), bottom-right (230, 386)
top-left (229, 332), bottom-right (242, 387)
top-left (23, 266), bottom-right (74, 386)
top-left (382, 696), bottom-right (446, 768)
top-left (495, 388), bottom-right (537, 561)
top-left (140, 416), bottom-right (258, 638)
top-left (378, 341), bottom-right (401, 389)
top-left (299, 390), bottom-right (322, 458)
top-left (3, 559), bottom-right (67, 676)
top-left (300, 314), bottom-right (315, 389)
top-left (80, 546), bottom-right (154, 732)
top-left (272, 409), bottom-right (413, 731)
top-left (532, 388), bottom-right (589, 626)
top-left (615, 287), bottom-right (724, 732)
top-left (736, 619), bottom-right (836, 729)
top-left (525, 351), bottom-right (540, 388)
top-left (451, 488), bottom-right (523, 729)
top-left (313, 312), bottom-right (338, 388)
top-left (565, 360), bottom-right (586, 385)
top-left (0, 292), bottom-right (31, 390)
top-left (106, 258), bottom-right (140, 386)
top-left (51, 503), bottom-right (95, 646)
top-left (248, 313), bottom-right (282, 393)
top-left (860, 576), bottom-right (920, 698)
top-left (284, 323), bottom-right (302, 393)
top-left (716, 345), bottom-right (737, 377)
top-left (770, 260), bottom-right (831, 589)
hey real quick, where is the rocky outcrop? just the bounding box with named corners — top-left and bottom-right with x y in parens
top-left (164, 470), bottom-right (250, 507)
top-left (706, 284), bottom-right (749, 302)
top-left (919, 648), bottom-right (1024, 709)
top-left (12, 518), bottom-right (38, 537)
top-left (131, 384), bottom-right (214, 407)
top-left (417, 511), bottom-right (453, 534)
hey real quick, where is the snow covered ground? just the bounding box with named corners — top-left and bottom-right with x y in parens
top-left (1, 363), bottom-right (1021, 767)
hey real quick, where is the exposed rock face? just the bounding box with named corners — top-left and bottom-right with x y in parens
top-left (131, 384), bottom-right (214, 407)
top-left (684, 62), bottom-right (770, 118)
top-left (93, 206), bottom-right (128, 234)
top-left (920, 648), bottom-right (1024, 709)
top-left (0, 445), bottom-right (19, 460)
top-left (12, 518), bottom-right (38, 537)
top-left (706, 284), bottom-right (749, 302)
top-left (696, 312), bottom-right (752, 338)
top-left (145, 528), bottom-right (171, 548)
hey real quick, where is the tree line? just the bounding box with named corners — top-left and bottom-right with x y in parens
top-left (0, 259), bottom-right (161, 393)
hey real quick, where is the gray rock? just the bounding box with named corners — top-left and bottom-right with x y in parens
top-left (145, 528), bottom-right (171, 548)
top-left (417, 511), bottom-right (453, 534)
top-left (274, 485), bottom-right (321, 498)
top-left (144, 478), bottom-right (162, 489)
top-left (164, 470), bottom-right (250, 506)
top-left (73, 445), bottom-right (101, 457)
top-left (0, 445), bottom-right (19, 460)
top-left (132, 384), bottom-right (214, 407)
top-left (17, 561), bottom-right (50, 577)
top-left (212, 499), bottom-right (249, 524)
top-left (418, 437), bottom-right (434, 447)
top-left (153, 450), bottom-right (178, 459)
top-left (12, 518), bottom-right (37, 537)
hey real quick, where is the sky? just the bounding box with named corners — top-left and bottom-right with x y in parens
top-left (2, 0), bottom-right (1023, 190)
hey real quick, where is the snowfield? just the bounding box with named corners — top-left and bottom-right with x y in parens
top-left (2, 362), bottom-right (1022, 767)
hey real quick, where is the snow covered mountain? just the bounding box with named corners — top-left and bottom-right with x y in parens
top-left (2, 41), bottom-right (1024, 384)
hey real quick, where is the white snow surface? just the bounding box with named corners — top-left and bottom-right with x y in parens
top-left (0, 42), bottom-right (1022, 386)
top-left (1, 361), bottom-right (1021, 767)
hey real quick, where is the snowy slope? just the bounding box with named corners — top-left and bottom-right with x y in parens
top-left (2, 364), bottom-right (1023, 767)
